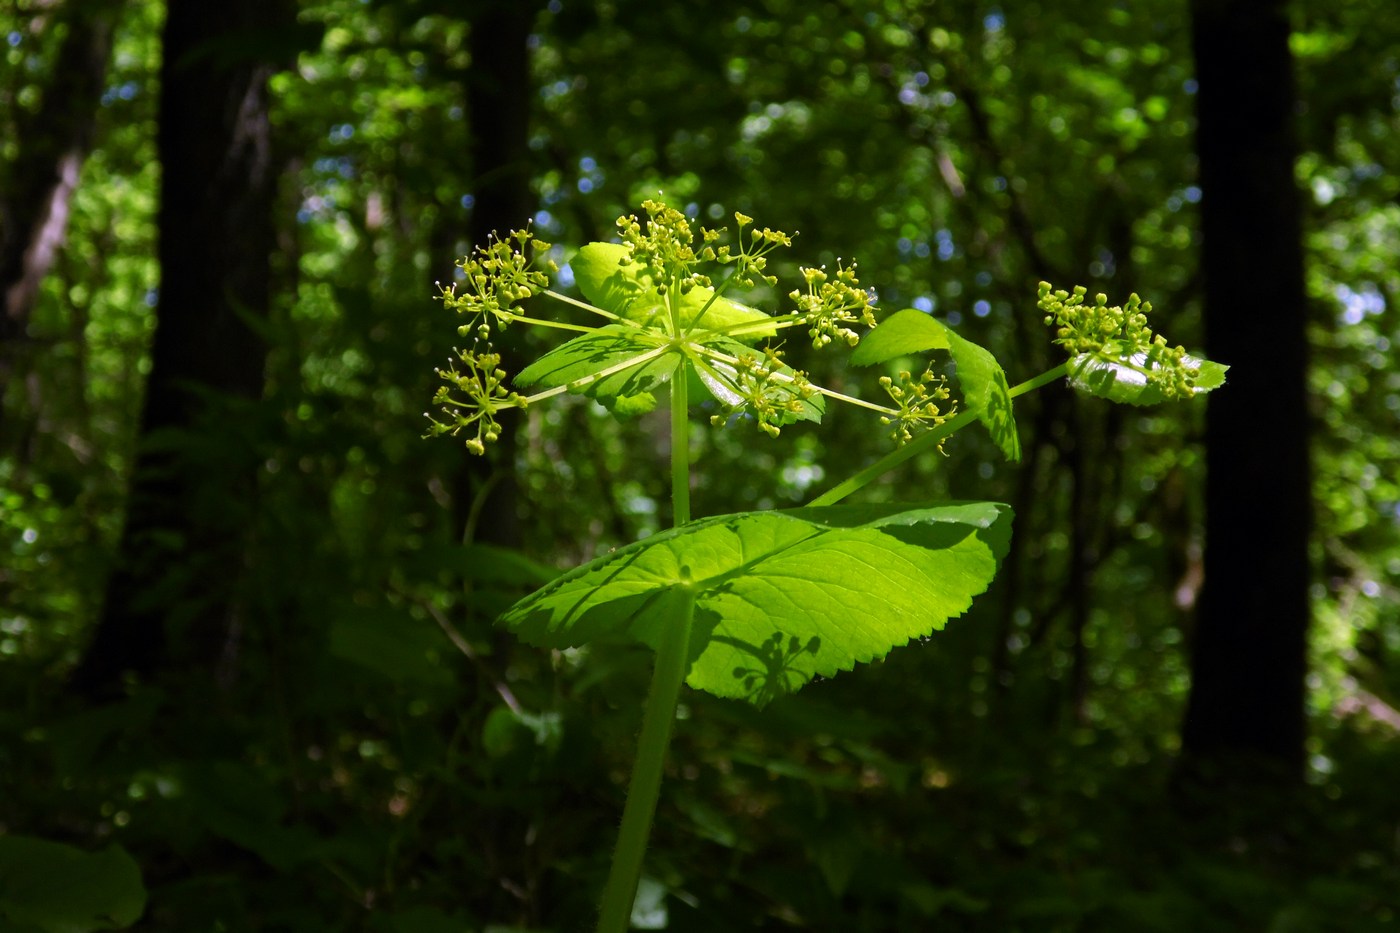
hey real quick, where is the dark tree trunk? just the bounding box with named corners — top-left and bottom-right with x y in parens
top-left (1180, 0), bottom-right (1311, 781)
top-left (453, 1), bottom-right (538, 548)
top-left (0, 0), bottom-right (122, 423)
top-left (72, 0), bottom-right (296, 697)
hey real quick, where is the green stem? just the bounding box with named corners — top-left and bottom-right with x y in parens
top-left (595, 584), bottom-right (697, 933)
top-left (808, 410), bottom-right (977, 506)
top-left (808, 363), bottom-right (1069, 507)
top-left (1008, 362), bottom-right (1068, 399)
top-left (670, 356), bottom-right (692, 526)
top-left (595, 360), bottom-right (695, 932)
top-left (542, 288), bottom-right (626, 322)
top-left (499, 312), bottom-right (594, 333)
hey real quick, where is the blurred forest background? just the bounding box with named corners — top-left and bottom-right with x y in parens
top-left (2, 0), bottom-right (1399, 930)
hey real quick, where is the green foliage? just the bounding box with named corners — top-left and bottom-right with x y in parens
top-left (0, 836), bottom-right (146, 932)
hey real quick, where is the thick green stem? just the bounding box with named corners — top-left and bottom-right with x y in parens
top-left (670, 358), bottom-right (691, 526)
top-left (595, 584), bottom-right (696, 933)
top-left (594, 359), bottom-right (695, 932)
top-left (808, 363), bottom-right (1070, 507)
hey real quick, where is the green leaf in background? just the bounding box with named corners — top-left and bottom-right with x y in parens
top-left (1067, 350), bottom-right (1229, 406)
top-left (0, 835), bottom-right (146, 932)
top-left (852, 310), bottom-right (1019, 461)
top-left (327, 606), bottom-right (455, 689)
top-left (570, 242), bottom-right (774, 336)
top-left (500, 501), bottom-right (1012, 705)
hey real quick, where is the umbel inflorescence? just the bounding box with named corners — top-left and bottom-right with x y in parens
top-left (425, 200), bottom-right (951, 454)
top-left (1036, 281), bottom-right (1219, 402)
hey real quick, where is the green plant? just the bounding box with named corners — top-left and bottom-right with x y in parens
top-left (426, 200), bottom-right (1225, 931)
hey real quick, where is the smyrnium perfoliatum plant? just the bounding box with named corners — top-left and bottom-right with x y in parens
top-left (424, 199), bottom-right (1226, 932)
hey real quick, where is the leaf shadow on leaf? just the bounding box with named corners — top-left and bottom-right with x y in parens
top-left (692, 519), bottom-right (978, 705)
top-left (865, 519), bottom-right (978, 551)
top-left (709, 628), bottom-right (823, 707)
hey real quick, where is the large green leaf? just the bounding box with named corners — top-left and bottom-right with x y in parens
top-left (0, 836), bottom-right (146, 931)
top-left (500, 501), bottom-right (1012, 706)
top-left (514, 324), bottom-right (675, 414)
top-left (570, 242), bottom-right (774, 336)
top-left (852, 310), bottom-right (1019, 461)
top-left (1067, 350), bottom-right (1229, 405)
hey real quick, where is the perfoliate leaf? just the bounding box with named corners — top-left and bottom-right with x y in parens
top-left (514, 324), bottom-right (675, 409)
top-left (852, 310), bottom-right (1019, 461)
top-left (849, 308), bottom-right (950, 365)
top-left (570, 242), bottom-right (774, 337)
top-left (1067, 350), bottom-right (1228, 405)
top-left (500, 501), bottom-right (1012, 706)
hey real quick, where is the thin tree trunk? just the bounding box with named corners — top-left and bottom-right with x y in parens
top-left (0, 0), bottom-right (122, 425)
top-left (453, 1), bottom-right (538, 549)
top-left (72, 0), bottom-right (296, 697)
top-left (1180, 0), bottom-right (1311, 781)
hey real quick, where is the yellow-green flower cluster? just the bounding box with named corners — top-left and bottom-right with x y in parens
top-left (617, 199), bottom-right (715, 293)
top-left (711, 211), bottom-right (793, 289)
top-left (616, 201), bottom-right (797, 300)
top-left (439, 229), bottom-right (555, 340)
top-left (789, 261), bottom-right (877, 349)
top-left (425, 346), bottom-right (527, 455)
top-left (710, 347), bottom-right (815, 439)
top-left (879, 368), bottom-right (955, 448)
top-left (1037, 281), bottom-right (1202, 399)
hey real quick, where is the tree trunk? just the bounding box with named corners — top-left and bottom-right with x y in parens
top-left (453, 1), bottom-right (538, 549)
top-left (72, 0), bottom-right (296, 697)
top-left (1180, 0), bottom-right (1311, 781)
top-left (0, 0), bottom-right (122, 425)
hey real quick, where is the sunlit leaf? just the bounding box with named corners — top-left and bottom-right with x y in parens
top-left (570, 242), bottom-right (774, 336)
top-left (943, 328), bottom-right (1021, 462)
top-left (515, 324), bottom-right (675, 413)
top-left (500, 501), bottom-right (1012, 706)
top-left (849, 308), bottom-right (950, 365)
top-left (852, 310), bottom-right (1019, 461)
